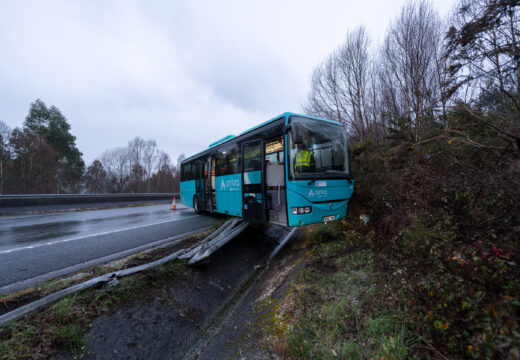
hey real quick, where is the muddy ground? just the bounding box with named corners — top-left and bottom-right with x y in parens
top-left (54, 226), bottom-right (304, 360)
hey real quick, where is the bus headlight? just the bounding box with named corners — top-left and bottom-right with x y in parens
top-left (292, 206), bottom-right (312, 215)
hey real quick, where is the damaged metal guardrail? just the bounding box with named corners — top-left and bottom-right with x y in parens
top-left (0, 249), bottom-right (183, 327)
top-left (0, 219), bottom-right (304, 329)
top-left (0, 218), bottom-right (249, 327)
top-left (268, 227), bottom-right (297, 261)
top-left (178, 218), bottom-right (249, 265)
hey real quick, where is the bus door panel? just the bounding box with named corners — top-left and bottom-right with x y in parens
top-left (204, 159), bottom-right (211, 211)
top-left (210, 157), bottom-right (216, 211)
top-left (265, 136), bottom-right (286, 225)
top-left (195, 160), bottom-right (205, 211)
top-left (242, 140), bottom-right (266, 224)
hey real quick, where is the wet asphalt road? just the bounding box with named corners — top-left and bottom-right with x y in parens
top-left (0, 204), bottom-right (219, 292)
top-left (0, 200), bottom-right (172, 215)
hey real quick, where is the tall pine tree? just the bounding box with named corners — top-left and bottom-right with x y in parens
top-left (24, 99), bottom-right (85, 192)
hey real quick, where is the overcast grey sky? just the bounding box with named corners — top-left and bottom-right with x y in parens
top-left (0, 0), bottom-right (456, 164)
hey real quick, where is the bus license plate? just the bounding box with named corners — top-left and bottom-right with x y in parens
top-left (323, 215), bottom-right (335, 223)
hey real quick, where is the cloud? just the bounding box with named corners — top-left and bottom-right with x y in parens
top-left (0, 0), bottom-right (456, 164)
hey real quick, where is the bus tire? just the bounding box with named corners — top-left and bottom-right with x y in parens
top-left (193, 196), bottom-right (201, 214)
top-left (244, 196), bottom-right (256, 206)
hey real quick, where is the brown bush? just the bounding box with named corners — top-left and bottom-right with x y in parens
top-left (350, 134), bottom-right (520, 358)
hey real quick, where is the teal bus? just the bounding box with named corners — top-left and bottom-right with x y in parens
top-left (180, 112), bottom-right (354, 227)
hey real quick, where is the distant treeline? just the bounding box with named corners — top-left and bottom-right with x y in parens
top-left (0, 99), bottom-right (181, 194)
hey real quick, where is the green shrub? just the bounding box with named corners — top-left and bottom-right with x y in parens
top-left (312, 223), bottom-right (341, 243)
top-left (53, 325), bottom-right (85, 354)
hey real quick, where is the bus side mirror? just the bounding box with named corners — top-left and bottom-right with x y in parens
top-left (291, 123), bottom-right (304, 144)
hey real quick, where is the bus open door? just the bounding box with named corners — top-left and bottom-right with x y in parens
top-left (241, 140), bottom-right (267, 223)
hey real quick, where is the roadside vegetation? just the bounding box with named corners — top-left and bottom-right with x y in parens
top-left (0, 260), bottom-right (188, 359)
top-left (261, 0), bottom-right (520, 358)
top-left (259, 205), bottom-right (414, 359)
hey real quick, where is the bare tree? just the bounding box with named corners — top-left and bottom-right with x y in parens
top-left (151, 151), bottom-right (179, 192)
top-left (304, 52), bottom-right (347, 125)
top-left (366, 61), bottom-right (385, 139)
top-left (379, 0), bottom-right (444, 141)
top-left (100, 147), bottom-right (131, 193)
top-left (0, 120), bottom-right (11, 194)
top-left (155, 151), bottom-right (170, 190)
top-left (434, 16), bottom-right (452, 125)
top-left (142, 139), bottom-right (159, 192)
top-left (336, 26), bottom-right (373, 141)
top-left (126, 137), bottom-right (160, 192)
top-left (304, 26), bottom-right (378, 142)
top-left (93, 139), bottom-right (179, 193)
top-left (128, 136), bottom-right (145, 192)
top-left (447, 0), bottom-right (520, 108)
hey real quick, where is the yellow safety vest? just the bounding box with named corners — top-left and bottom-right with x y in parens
top-left (295, 150), bottom-right (312, 171)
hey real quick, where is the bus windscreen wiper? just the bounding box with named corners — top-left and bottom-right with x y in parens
top-left (324, 170), bottom-right (354, 184)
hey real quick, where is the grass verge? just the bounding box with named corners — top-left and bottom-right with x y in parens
top-left (0, 258), bottom-right (189, 359)
top-left (257, 210), bottom-right (413, 359)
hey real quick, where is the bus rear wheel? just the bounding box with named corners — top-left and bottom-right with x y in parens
top-left (193, 196), bottom-right (201, 214)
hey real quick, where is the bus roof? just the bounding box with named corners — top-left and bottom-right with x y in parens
top-left (181, 112), bottom-right (343, 163)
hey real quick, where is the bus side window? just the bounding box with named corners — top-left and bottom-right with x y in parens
top-left (190, 161), bottom-right (196, 180)
top-left (244, 145), bottom-right (261, 172)
top-left (265, 137), bottom-right (284, 165)
top-left (186, 162), bottom-right (192, 180)
top-left (228, 146), bottom-right (239, 174)
top-left (185, 162), bottom-right (189, 180)
top-left (217, 150), bottom-right (228, 176)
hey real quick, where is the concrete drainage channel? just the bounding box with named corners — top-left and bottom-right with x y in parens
top-left (0, 221), bottom-right (299, 359)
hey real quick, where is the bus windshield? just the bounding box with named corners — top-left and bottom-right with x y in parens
top-left (288, 116), bottom-right (350, 181)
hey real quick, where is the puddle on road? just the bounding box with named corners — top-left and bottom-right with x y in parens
top-left (5, 220), bottom-right (82, 244)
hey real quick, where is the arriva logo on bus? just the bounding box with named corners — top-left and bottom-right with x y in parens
top-left (220, 178), bottom-right (240, 191)
top-left (308, 189), bottom-right (328, 198)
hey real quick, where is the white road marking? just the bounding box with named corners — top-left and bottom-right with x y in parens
top-left (0, 215), bottom-right (200, 255)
